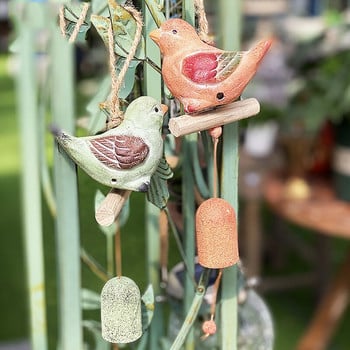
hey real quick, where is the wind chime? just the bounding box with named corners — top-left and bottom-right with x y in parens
top-left (55, 0), bottom-right (271, 347)
top-left (149, 7), bottom-right (270, 342)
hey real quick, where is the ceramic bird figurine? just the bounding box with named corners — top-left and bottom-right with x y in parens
top-left (51, 96), bottom-right (168, 192)
top-left (150, 18), bottom-right (272, 113)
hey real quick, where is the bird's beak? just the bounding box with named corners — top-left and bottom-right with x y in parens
top-left (149, 28), bottom-right (161, 44)
top-left (161, 104), bottom-right (168, 115)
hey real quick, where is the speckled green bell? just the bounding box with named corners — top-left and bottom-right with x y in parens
top-left (101, 276), bottom-right (142, 344)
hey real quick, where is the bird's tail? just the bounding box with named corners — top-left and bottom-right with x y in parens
top-left (49, 123), bottom-right (64, 138)
top-left (250, 39), bottom-right (273, 62)
top-left (48, 124), bottom-right (73, 148)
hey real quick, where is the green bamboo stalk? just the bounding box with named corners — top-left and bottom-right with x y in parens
top-left (180, 3), bottom-right (196, 348)
top-left (143, 3), bottom-right (164, 349)
top-left (218, 1), bottom-right (242, 349)
top-left (190, 139), bottom-right (210, 199)
top-left (181, 134), bottom-right (196, 350)
top-left (182, 0), bottom-right (195, 25)
top-left (15, 3), bottom-right (48, 349)
top-left (170, 269), bottom-right (210, 350)
top-left (202, 131), bottom-right (215, 196)
top-left (51, 26), bottom-right (83, 349)
top-left (38, 71), bottom-right (57, 218)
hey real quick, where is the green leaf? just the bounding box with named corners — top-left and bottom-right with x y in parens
top-left (87, 76), bottom-right (111, 134)
top-left (155, 157), bottom-right (173, 179)
top-left (146, 158), bottom-right (173, 209)
top-left (91, 2), bottom-right (145, 59)
top-left (141, 284), bottom-right (155, 332)
top-left (163, 134), bottom-right (177, 157)
top-left (8, 38), bottom-right (19, 54)
top-left (80, 248), bottom-right (110, 281)
top-left (63, 2), bottom-right (91, 44)
top-left (86, 62), bottom-right (139, 135)
top-left (83, 320), bottom-right (110, 350)
top-left (116, 58), bottom-right (140, 99)
top-left (91, 0), bottom-right (109, 16)
top-left (118, 193), bottom-right (130, 228)
top-left (143, 0), bottom-right (166, 27)
top-left (159, 338), bottom-right (172, 350)
top-left (81, 288), bottom-right (101, 310)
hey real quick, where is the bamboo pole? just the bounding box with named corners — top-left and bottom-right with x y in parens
top-left (143, 3), bottom-right (164, 349)
top-left (182, 133), bottom-right (197, 350)
top-left (51, 27), bottom-right (83, 350)
top-left (15, 3), bottom-right (48, 349)
top-left (181, 3), bottom-right (196, 349)
top-left (218, 1), bottom-right (242, 349)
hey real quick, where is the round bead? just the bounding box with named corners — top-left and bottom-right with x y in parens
top-left (209, 126), bottom-right (222, 139)
top-left (202, 319), bottom-right (217, 335)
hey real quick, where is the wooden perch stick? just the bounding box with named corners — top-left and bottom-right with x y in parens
top-left (169, 98), bottom-right (260, 137)
top-left (95, 189), bottom-right (131, 226)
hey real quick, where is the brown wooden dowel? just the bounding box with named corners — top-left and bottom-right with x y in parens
top-left (95, 189), bottom-right (131, 226)
top-left (169, 98), bottom-right (260, 137)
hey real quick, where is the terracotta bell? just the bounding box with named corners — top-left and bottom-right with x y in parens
top-left (196, 198), bottom-right (239, 268)
top-left (149, 18), bottom-right (271, 114)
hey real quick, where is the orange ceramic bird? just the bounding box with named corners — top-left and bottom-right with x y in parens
top-left (150, 18), bottom-right (272, 113)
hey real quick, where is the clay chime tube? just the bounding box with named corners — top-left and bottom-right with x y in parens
top-left (196, 198), bottom-right (239, 269)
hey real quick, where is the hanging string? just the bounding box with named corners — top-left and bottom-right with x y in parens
top-left (209, 127), bottom-right (222, 198)
top-left (115, 227), bottom-right (122, 278)
top-left (159, 210), bottom-right (169, 287)
top-left (107, 21), bottom-right (120, 126)
top-left (59, 3), bottom-right (90, 43)
top-left (194, 0), bottom-right (212, 44)
top-left (107, 5), bottom-right (143, 129)
top-left (212, 137), bottom-right (219, 198)
top-left (201, 268), bottom-right (223, 339)
top-left (59, 6), bottom-right (66, 37)
top-left (69, 3), bottom-right (90, 44)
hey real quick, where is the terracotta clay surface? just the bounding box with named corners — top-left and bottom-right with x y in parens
top-left (196, 198), bottom-right (239, 268)
top-left (150, 18), bottom-right (271, 113)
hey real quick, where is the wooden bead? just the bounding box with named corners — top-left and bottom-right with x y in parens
top-left (209, 126), bottom-right (222, 139)
top-left (202, 319), bottom-right (217, 335)
top-left (196, 198), bottom-right (239, 268)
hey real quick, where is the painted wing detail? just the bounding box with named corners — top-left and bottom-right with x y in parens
top-left (182, 50), bottom-right (244, 84)
top-left (89, 135), bottom-right (149, 170)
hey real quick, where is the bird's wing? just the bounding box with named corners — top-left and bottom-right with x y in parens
top-left (89, 135), bottom-right (149, 170)
top-left (182, 50), bottom-right (244, 84)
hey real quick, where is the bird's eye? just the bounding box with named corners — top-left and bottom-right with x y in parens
top-left (172, 29), bottom-right (178, 34)
top-left (216, 92), bottom-right (225, 100)
top-left (154, 106), bottom-right (159, 113)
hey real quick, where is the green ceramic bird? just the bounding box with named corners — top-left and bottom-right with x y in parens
top-left (51, 96), bottom-right (168, 192)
